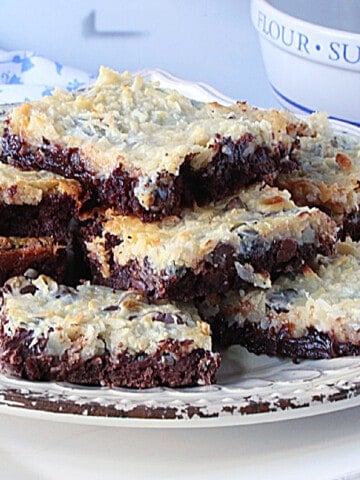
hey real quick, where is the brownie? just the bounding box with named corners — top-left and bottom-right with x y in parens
top-left (80, 184), bottom-right (337, 300)
top-left (0, 237), bottom-right (67, 284)
top-left (200, 240), bottom-right (360, 360)
top-left (0, 274), bottom-right (220, 388)
top-left (276, 113), bottom-right (360, 240)
top-left (1, 67), bottom-right (312, 221)
top-left (0, 163), bottom-right (83, 241)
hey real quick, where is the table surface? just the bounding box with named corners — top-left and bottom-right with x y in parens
top-left (1, 405), bottom-right (360, 480)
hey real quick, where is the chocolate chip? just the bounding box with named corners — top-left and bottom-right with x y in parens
top-left (19, 285), bottom-right (37, 295)
top-left (103, 305), bottom-right (119, 312)
top-left (153, 313), bottom-right (184, 325)
top-left (225, 196), bottom-right (247, 211)
top-left (276, 238), bottom-right (298, 263)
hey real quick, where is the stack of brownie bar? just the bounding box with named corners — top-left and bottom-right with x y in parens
top-left (199, 114), bottom-right (360, 359)
top-left (0, 104), bottom-right (83, 284)
top-left (0, 67), bottom-right (358, 389)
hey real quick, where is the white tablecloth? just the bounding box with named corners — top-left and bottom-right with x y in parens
top-left (1, 406), bottom-right (360, 480)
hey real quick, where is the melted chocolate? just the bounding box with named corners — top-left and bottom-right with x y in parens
top-left (211, 320), bottom-right (360, 361)
top-left (2, 130), bottom-right (298, 221)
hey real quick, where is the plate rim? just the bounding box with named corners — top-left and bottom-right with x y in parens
top-left (1, 393), bottom-right (360, 429)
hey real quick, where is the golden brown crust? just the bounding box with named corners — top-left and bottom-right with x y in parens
top-left (1, 274), bottom-right (212, 357)
top-left (0, 163), bottom-right (82, 207)
top-left (6, 68), bottom-right (308, 180)
top-left (277, 114), bottom-right (360, 233)
top-left (0, 237), bottom-right (66, 284)
top-left (83, 184), bottom-right (336, 276)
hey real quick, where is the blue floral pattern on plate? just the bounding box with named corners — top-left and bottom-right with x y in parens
top-left (0, 49), bottom-right (93, 103)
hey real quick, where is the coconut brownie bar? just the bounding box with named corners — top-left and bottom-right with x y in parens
top-left (81, 184), bottom-right (337, 301)
top-left (0, 237), bottom-right (66, 285)
top-left (202, 240), bottom-right (360, 360)
top-left (2, 67), bottom-right (310, 221)
top-left (0, 273), bottom-right (220, 388)
top-left (0, 163), bottom-right (83, 240)
top-left (276, 113), bottom-right (360, 240)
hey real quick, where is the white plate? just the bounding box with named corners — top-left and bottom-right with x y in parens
top-left (1, 346), bottom-right (360, 428)
top-left (0, 69), bottom-right (360, 429)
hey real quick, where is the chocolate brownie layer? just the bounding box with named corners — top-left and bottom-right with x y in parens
top-left (276, 113), bottom-right (360, 240)
top-left (0, 274), bottom-right (220, 388)
top-left (81, 185), bottom-right (337, 300)
top-left (0, 194), bottom-right (75, 240)
top-left (211, 322), bottom-right (360, 360)
top-left (200, 240), bottom-right (360, 360)
top-left (2, 68), bottom-right (311, 220)
top-left (0, 237), bottom-right (66, 284)
top-left (0, 163), bottom-right (83, 241)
